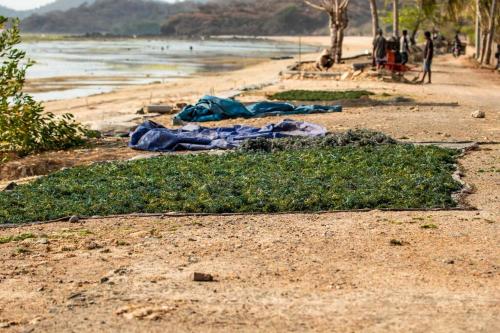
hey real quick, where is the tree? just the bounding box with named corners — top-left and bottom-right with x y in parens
top-left (484, 0), bottom-right (497, 64)
top-left (304, 0), bottom-right (351, 63)
top-left (0, 17), bottom-right (88, 155)
top-left (369, 0), bottom-right (380, 38)
top-left (393, 0), bottom-right (400, 37)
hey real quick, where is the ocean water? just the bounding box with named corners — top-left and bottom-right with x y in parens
top-left (21, 38), bottom-right (315, 101)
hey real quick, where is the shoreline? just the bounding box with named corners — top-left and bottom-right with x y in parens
top-left (40, 36), bottom-right (376, 132)
top-left (25, 36), bottom-right (319, 103)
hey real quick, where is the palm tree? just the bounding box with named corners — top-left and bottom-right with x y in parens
top-left (484, 0), bottom-right (497, 64)
top-left (369, 0), bottom-right (379, 37)
top-left (304, 0), bottom-right (351, 63)
top-left (393, 0), bottom-right (400, 37)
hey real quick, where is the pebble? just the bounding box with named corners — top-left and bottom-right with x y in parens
top-left (85, 241), bottom-right (101, 250)
top-left (37, 238), bottom-right (49, 245)
top-left (471, 110), bottom-right (485, 118)
top-left (192, 272), bottom-right (214, 282)
top-left (69, 215), bottom-right (80, 223)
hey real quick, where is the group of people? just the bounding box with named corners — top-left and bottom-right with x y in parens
top-left (373, 29), bottom-right (434, 84)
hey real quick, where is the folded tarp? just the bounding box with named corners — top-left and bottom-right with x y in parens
top-left (129, 119), bottom-right (327, 152)
top-left (173, 95), bottom-right (342, 123)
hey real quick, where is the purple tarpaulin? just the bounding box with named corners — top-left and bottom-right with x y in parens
top-left (129, 119), bottom-right (327, 152)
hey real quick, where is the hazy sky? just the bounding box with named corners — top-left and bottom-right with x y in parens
top-left (0, 0), bottom-right (178, 11)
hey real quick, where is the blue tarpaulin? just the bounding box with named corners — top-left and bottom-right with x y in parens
top-left (173, 95), bottom-right (342, 123)
top-left (129, 119), bottom-right (327, 152)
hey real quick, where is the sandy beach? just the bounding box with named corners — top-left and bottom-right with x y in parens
top-left (0, 36), bottom-right (499, 332)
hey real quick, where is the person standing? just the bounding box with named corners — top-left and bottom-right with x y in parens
top-left (420, 31), bottom-right (434, 84)
top-left (453, 33), bottom-right (463, 57)
top-left (400, 30), bottom-right (410, 65)
top-left (373, 28), bottom-right (387, 69)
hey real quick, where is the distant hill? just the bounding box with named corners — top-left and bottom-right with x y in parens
top-left (21, 0), bottom-right (197, 35)
top-left (36, 0), bottom-right (97, 13)
top-left (19, 0), bottom-right (374, 36)
top-left (0, 0), bottom-right (96, 19)
top-left (161, 0), bottom-right (373, 36)
top-left (0, 5), bottom-right (20, 18)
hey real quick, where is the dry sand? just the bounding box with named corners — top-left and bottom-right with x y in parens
top-left (0, 37), bottom-right (499, 332)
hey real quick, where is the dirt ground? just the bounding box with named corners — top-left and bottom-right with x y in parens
top-left (0, 37), bottom-right (499, 332)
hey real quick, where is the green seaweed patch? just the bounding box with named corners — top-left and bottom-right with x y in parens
top-left (0, 145), bottom-right (461, 224)
top-left (239, 129), bottom-right (396, 153)
top-left (268, 90), bottom-right (374, 101)
top-left (0, 233), bottom-right (36, 244)
top-left (420, 224), bottom-right (438, 229)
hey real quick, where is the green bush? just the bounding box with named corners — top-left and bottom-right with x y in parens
top-left (268, 90), bottom-right (374, 101)
top-left (0, 17), bottom-right (87, 156)
top-left (0, 145), bottom-right (461, 224)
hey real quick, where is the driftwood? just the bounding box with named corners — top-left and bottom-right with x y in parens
top-left (146, 105), bottom-right (175, 114)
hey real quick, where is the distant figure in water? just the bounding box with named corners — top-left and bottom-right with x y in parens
top-left (189, 46), bottom-right (193, 51)
top-left (316, 49), bottom-right (334, 71)
top-left (373, 28), bottom-right (387, 69)
top-left (420, 31), bottom-right (434, 84)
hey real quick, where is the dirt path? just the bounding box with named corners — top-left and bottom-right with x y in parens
top-left (0, 41), bottom-right (499, 332)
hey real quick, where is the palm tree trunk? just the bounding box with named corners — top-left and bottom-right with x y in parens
top-left (336, 23), bottom-right (345, 62)
top-left (369, 0), bottom-right (379, 38)
top-left (329, 14), bottom-right (339, 63)
top-left (480, 30), bottom-right (488, 63)
top-left (475, 0), bottom-right (481, 59)
top-left (484, 0), bottom-right (498, 65)
top-left (393, 0), bottom-right (399, 37)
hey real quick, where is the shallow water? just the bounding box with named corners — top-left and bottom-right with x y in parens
top-left (22, 38), bottom-right (315, 101)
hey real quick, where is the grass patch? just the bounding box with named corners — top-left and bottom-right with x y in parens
top-left (15, 246), bottom-right (31, 254)
top-left (0, 145), bottom-right (461, 224)
top-left (0, 233), bottom-right (36, 244)
top-left (420, 224), bottom-right (438, 229)
top-left (268, 90), bottom-right (374, 101)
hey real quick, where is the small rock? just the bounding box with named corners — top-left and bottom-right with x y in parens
top-left (67, 292), bottom-right (84, 300)
top-left (176, 102), bottom-right (187, 109)
top-left (69, 215), bottom-right (80, 223)
top-left (85, 241), bottom-right (101, 250)
top-left (389, 239), bottom-right (404, 246)
top-left (192, 272), bottom-right (214, 282)
top-left (100, 277), bottom-right (110, 284)
top-left (444, 259), bottom-right (455, 265)
top-left (352, 70), bottom-right (363, 78)
top-left (340, 72), bottom-right (351, 81)
top-left (471, 110), bottom-right (485, 118)
top-left (37, 238), bottom-right (49, 245)
top-left (29, 317), bottom-right (43, 325)
top-left (3, 182), bottom-right (17, 191)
